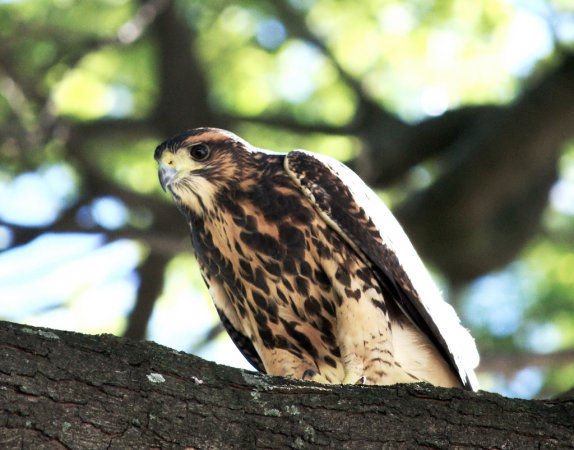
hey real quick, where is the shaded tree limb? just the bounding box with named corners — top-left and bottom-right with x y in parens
top-left (396, 53), bottom-right (574, 281)
top-left (479, 349), bottom-right (574, 377)
top-left (1, 320), bottom-right (573, 449)
top-left (123, 251), bottom-right (170, 340)
top-left (150, 0), bottom-right (222, 135)
top-left (232, 114), bottom-right (355, 135)
top-left (0, 219), bottom-right (187, 259)
top-left (361, 105), bottom-right (501, 187)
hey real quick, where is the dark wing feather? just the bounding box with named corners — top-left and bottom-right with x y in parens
top-left (216, 307), bottom-right (266, 373)
top-left (285, 150), bottom-right (479, 390)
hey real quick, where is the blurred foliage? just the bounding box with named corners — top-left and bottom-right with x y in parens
top-left (1, 0), bottom-right (574, 399)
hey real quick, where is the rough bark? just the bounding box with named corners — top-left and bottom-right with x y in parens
top-left (1, 321), bottom-right (572, 449)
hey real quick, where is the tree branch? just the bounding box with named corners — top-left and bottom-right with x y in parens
top-left (396, 53), bottom-right (574, 282)
top-left (150, 0), bottom-right (223, 134)
top-left (479, 349), bottom-right (574, 377)
top-left (1, 321), bottom-right (572, 449)
top-left (123, 251), bottom-right (171, 339)
top-left (232, 114), bottom-right (355, 135)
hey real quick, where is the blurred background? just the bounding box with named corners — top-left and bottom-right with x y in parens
top-left (1, 0), bottom-right (574, 399)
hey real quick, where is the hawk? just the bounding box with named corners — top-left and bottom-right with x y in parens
top-left (155, 127), bottom-right (479, 390)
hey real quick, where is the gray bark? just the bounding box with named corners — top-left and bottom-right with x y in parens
top-left (1, 321), bottom-right (572, 449)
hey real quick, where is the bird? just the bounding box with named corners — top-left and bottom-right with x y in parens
top-left (154, 127), bottom-right (480, 390)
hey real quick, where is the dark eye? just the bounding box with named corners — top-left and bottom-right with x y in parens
top-left (190, 143), bottom-right (210, 161)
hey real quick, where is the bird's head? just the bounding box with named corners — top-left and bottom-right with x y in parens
top-left (155, 127), bottom-right (262, 217)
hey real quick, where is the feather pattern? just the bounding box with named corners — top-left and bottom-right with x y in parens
top-left (285, 150), bottom-right (479, 390)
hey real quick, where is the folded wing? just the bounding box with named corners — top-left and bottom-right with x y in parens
top-left (285, 150), bottom-right (479, 390)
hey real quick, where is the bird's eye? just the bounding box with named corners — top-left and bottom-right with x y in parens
top-left (190, 143), bottom-right (210, 161)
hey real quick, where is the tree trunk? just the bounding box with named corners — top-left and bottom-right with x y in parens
top-left (0, 321), bottom-right (572, 449)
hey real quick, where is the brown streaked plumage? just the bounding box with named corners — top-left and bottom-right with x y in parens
top-left (155, 127), bottom-right (480, 390)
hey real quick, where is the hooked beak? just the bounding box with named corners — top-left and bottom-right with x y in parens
top-left (158, 163), bottom-right (177, 192)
